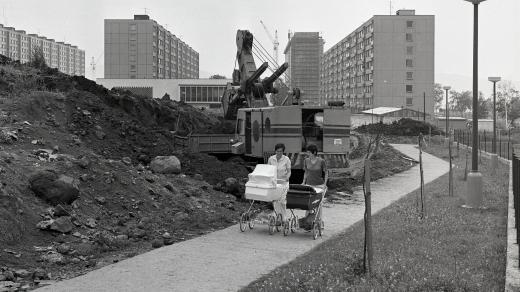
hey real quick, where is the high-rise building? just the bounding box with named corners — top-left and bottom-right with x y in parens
top-left (0, 24), bottom-right (85, 76)
top-left (104, 15), bottom-right (199, 79)
top-left (284, 32), bottom-right (324, 104)
top-left (320, 10), bottom-right (434, 114)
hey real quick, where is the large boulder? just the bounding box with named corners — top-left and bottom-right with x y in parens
top-left (29, 170), bottom-right (79, 205)
top-left (150, 156), bottom-right (181, 174)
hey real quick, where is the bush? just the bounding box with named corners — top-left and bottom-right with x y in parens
top-left (355, 118), bottom-right (441, 136)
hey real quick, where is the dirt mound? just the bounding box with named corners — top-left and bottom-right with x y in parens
top-left (0, 61), bottom-right (252, 289)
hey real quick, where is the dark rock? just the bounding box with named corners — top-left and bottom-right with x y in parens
top-left (32, 268), bottom-right (49, 280)
top-left (14, 269), bottom-right (32, 279)
top-left (56, 243), bottom-right (71, 254)
top-left (164, 183), bottom-right (178, 193)
top-left (95, 130), bottom-right (106, 140)
top-left (53, 204), bottom-right (68, 217)
top-left (85, 218), bottom-right (97, 228)
top-left (29, 170), bottom-right (79, 205)
top-left (50, 217), bottom-right (74, 233)
top-left (122, 157), bottom-right (132, 165)
top-left (151, 239), bottom-right (163, 248)
top-left (150, 156), bottom-right (181, 174)
top-left (95, 196), bottom-right (106, 205)
top-left (41, 252), bottom-right (64, 264)
top-left (3, 270), bottom-right (15, 281)
top-left (77, 157), bottom-right (90, 169)
top-left (137, 154), bottom-right (150, 164)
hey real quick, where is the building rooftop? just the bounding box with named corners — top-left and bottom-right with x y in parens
top-left (361, 107), bottom-right (402, 116)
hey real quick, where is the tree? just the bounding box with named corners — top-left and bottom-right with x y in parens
top-left (209, 74), bottom-right (226, 79)
top-left (496, 80), bottom-right (519, 119)
top-left (433, 83), bottom-right (444, 112)
top-left (449, 90), bottom-right (472, 115)
top-left (29, 46), bottom-right (47, 69)
top-left (509, 97), bottom-right (520, 124)
top-left (477, 91), bottom-right (490, 119)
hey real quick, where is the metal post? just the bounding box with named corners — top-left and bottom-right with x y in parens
top-left (489, 77), bottom-right (500, 169)
top-left (471, 2), bottom-right (479, 172)
top-left (464, 0), bottom-right (486, 208)
top-left (423, 92), bottom-right (426, 122)
top-left (443, 86), bottom-right (451, 145)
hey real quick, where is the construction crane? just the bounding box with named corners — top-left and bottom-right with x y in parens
top-left (259, 20), bottom-right (279, 66)
top-left (89, 53), bottom-right (103, 80)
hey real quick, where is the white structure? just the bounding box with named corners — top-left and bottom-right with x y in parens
top-left (96, 78), bottom-right (230, 109)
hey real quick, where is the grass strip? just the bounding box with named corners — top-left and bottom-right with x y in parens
top-left (242, 143), bottom-right (508, 291)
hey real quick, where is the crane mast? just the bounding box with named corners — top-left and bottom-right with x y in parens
top-left (259, 20), bottom-right (279, 66)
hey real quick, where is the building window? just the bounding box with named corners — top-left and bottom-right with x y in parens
top-left (406, 85), bottom-right (413, 93)
top-left (407, 20), bottom-right (414, 28)
top-left (406, 59), bottom-right (413, 67)
top-left (406, 33), bottom-right (413, 42)
top-left (406, 97), bottom-right (413, 106)
top-left (406, 72), bottom-right (413, 80)
top-left (407, 46), bottom-right (413, 55)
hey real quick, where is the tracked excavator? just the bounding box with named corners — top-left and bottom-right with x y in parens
top-left (220, 30), bottom-right (351, 182)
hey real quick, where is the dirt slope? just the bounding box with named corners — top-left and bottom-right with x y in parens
top-left (0, 59), bottom-right (251, 290)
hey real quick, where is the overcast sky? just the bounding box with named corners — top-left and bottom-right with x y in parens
top-left (1, 0), bottom-right (519, 97)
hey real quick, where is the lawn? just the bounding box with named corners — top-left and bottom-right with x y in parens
top-left (242, 140), bottom-right (509, 291)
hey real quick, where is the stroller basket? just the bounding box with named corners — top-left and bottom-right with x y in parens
top-left (286, 184), bottom-right (322, 210)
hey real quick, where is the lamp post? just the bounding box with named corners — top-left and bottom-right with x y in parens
top-left (488, 76), bottom-right (501, 170)
top-left (443, 86), bottom-right (451, 144)
top-left (464, 0), bottom-right (487, 208)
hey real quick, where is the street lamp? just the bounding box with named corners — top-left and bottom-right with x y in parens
top-left (443, 86), bottom-right (451, 143)
top-left (464, 0), bottom-right (487, 208)
top-left (488, 76), bottom-right (501, 170)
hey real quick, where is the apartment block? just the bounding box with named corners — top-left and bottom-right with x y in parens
top-left (320, 10), bottom-right (434, 114)
top-left (104, 15), bottom-right (199, 79)
top-left (0, 24), bottom-right (85, 76)
top-left (284, 32), bottom-right (324, 104)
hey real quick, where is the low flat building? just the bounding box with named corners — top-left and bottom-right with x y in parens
top-left (96, 78), bottom-right (230, 110)
top-left (435, 116), bottom-right (468, 131)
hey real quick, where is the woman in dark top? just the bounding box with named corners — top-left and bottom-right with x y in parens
top-left (302, 144), bottom-right (327, 187)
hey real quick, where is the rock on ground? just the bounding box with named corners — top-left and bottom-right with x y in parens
top-left (28, 170), bottom-right (79, 205)
top-left (150, 156), bottom-right (181, 174)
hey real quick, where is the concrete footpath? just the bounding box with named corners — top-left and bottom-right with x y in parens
top-left (35, 144), bottom-right (449, 292)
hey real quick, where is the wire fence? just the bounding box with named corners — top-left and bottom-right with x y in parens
top-left (453, 129), bottom-right (514, 160)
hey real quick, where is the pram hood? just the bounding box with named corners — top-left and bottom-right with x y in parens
top-left (246, 164), bottom-right (277, 189)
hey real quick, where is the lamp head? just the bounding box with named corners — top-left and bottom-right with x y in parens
top-left (488, 77), bottom-right (501, 82)
top-left (464, 0), bottom-right (486, 4)
top-left (443, 86), bottom-right (451, 91)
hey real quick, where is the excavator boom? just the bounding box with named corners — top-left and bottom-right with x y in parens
top-left (221, 30), bottom-right (288, 120)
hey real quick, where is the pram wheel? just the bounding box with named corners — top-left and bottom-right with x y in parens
top-left (268, 215), bottom-right (275, 235)
top-left (239, 213), bottom-right (247, 232)
top-left (290, 217), bottom-right (297, 233)
top-left (275, 214), bottom-right (283, 232)
top-left (312, 223), bottom-right (319, 240)
top-left (283, 221), bottom-right (289, 236)
top-left (248, 218), bottom-right (255, 229)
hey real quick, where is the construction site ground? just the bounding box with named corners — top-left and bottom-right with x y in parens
top-left (0, 61), bottom-right (417, 291)
top-left (33, 144), bottom-right (449, 292)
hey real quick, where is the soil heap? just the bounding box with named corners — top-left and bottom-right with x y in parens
top-left (0, 58), bottom-right (251, 290)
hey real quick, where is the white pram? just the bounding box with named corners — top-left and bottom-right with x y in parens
top-left (239, 164), bottom-right (288, 234)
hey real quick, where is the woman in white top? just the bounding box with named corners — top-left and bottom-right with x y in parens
top-left (267, 143), bottom-right (291, 223)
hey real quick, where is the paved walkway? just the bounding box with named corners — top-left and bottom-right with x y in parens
top-left (35, 144), bottom-right (449, 292)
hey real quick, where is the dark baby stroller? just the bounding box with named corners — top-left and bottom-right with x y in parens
top-left (284, 184), bottom-right (327, 239)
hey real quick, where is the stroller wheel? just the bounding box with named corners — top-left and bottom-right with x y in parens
top-left (283, 221), bottom-right (289, 236)
top-left (268, 215), bottom-right (275, 235)
top-left (275, 214), bottom-right (283, 232)
top-left (290, 217), bottom-right (297, 233)
top-left (239, 213), bottom-right (247, 232)
top-left (312, 223), bottom-right (319, 240)
top-left (248, 218), bottom-right (255, 229)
